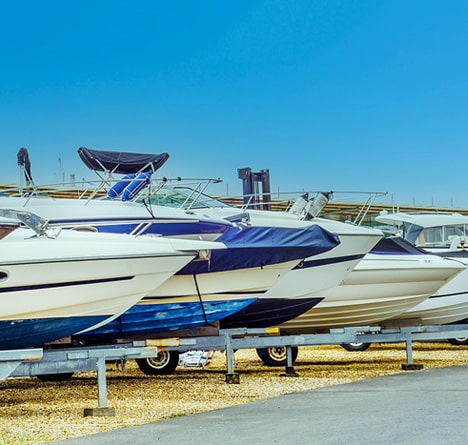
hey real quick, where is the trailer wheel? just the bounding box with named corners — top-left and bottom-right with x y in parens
top-left (136, 350), bottom-right (180, 375)
top-left (448, 337), bottom-right (468, 346)
top-left (36, 372), bottom-right (74, 382)
top-left (256, 346), bottom-right (299, 367)
top-left (340, 342), bottom-right (371, 352)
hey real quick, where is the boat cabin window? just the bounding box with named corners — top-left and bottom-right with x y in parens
top-left (418, 224), bottom-right (468, 248)
top-left (418, 227), bottom-right (443, 247)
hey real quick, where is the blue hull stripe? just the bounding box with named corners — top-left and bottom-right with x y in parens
top-left (0, 275), bottom-right (135, 293)
top-left (50, 219), bottom-right (229, 236)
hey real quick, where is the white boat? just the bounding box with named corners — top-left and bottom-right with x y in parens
top-left (166, 189), bottom-right (465, 331)
top-left (74, 222), bottom-right (339, 341)
top-left (0, 193), bottom-right (352, 300)
top-left (279, 237), bottom-right (465, 332)
top-left (375, 211), bottom-right (468, 325)
top-left (153, 188), bottom-right (385, 313)
top-left (0, 215), bottom-right (223, 350)
top-left (9, 148), bottom-right (383, 309)
top-left (19, 152), bottom-right (461, 333)
top-left (375, 211), bottom-right (468, 252)
top-left (0, 148), bottom-right (348, 334)
top-left (0, 202), bottom-right (341, 335)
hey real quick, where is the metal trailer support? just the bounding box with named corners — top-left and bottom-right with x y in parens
top-left (167, 324), bottom-right (468, 381)
top-left (83, 355), bottom-right (116, 417)
top-left (74, 344), bottom-right (163, 416)
top-left (0, 348), bottom-right (43, 380)
top-left (280, 345), bottom-right (299, 377)
top-left (401, 329), bottom-right (423, 371)
top-left (3, 323), bottom-right (467, 402)
top-left (224, 330), bottom-right (239, 383)
top-left (10, 342), bottom-right (161, 416)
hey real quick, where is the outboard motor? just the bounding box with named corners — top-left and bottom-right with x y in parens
top-left (288, 193), bottom-right (309, 216)
top-left (303, 191), bottom-right (333, 219)
top-left (289, 191), bottom-right (332, 220)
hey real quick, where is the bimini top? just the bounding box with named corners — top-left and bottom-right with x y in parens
top-left (78, 147), bottom-right (170, 175)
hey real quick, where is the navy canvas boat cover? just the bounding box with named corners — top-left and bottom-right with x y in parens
top-left (78, 147), bottom-right (169, 175)
top-left (370, 236), bottom-right (428, 255)
top-left (179, 224), bottom-right (340, 274)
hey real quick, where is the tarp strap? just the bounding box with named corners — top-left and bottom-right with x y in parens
top-left (193, 274), bottom-right (209, 326)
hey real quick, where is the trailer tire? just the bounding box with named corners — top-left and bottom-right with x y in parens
top-left (136, 350), bottom-right (179, 375)
top-left (340, 342), bottom-right (371, 352)
top-left (36, 372), bottom-right (74, 382)
top-left (448, 337), bottom-right (468, 346)
top-left (256, 346), bottom-right (299, 367)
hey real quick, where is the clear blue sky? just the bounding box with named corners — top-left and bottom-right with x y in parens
top-left (1, 0), bottom-right (468, 208)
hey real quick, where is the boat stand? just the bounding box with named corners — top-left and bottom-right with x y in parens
top-left (9, 341), bottom-right (162, 416)
top-left (280, 346), bottom-right (300, 377)
top-left (2, 323), bottom-right (468, 410)
top-left (159, 324), bottom-right (468, 382)
top-left (0, 348), bottom-right (43, 380)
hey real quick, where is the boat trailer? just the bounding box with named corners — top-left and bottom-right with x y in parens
top-left (1, 323), bottom-right (468, 416)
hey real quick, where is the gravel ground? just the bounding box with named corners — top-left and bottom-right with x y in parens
top-left (0, 342), bottom-right (467, 445)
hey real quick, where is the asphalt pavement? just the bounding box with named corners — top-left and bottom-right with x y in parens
top-left (52, 365), bottom-right (468, 445)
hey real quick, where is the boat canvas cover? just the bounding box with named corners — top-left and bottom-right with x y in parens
top-left (78, 147), bottom-right (170, 175)
top-left (179, 224), bottom-right (340, 274)
top-left (370, 236), bottom-right (428, 255)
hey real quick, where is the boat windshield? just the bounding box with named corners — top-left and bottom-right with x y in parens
top-left (401, 222), bottom-right (424, 245)
top-left (415, 224), bottom-right (468, 248)
top-left (134, 186), bottom-right (230, 209)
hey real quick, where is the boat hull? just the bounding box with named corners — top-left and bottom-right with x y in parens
top-left (73, 298), bottom-right (257, 341)
top-left (151, 260), bottom-right (300, 302)
top-left (374, 211), bottom-right (468, 324)
top-left (0, 229), bottom-right (206, 349)
top-left (195, 207), bottom-right (383, 299)
top-left (0, 196), bottom-right (233, 241)
top-left (0, 316), bottom-right (107, 350)
top-left (220, 297), bottom-right (324, 329)
top-left (388, 261), bottom-right (468, 325)
top-left (265, 233), bottom-right (379, 299)
top-left (279, 254), bottom-right (465, 332)
top-left (0, 255), bottom-right (195, 321)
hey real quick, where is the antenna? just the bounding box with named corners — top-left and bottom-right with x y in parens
top-left (58, 156), bottom-right (63, 183)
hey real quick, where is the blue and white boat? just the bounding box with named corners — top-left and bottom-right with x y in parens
top-left (123, 182), bottom-right (386, 325)
top-left (75, 222), bottom-right (339, 341)
top-left (152, 187), bottom-right (465, 331)
top-left (0, 148), bottom-right (342, 339)
top-left (0, 213), bottom-right (224, 350)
